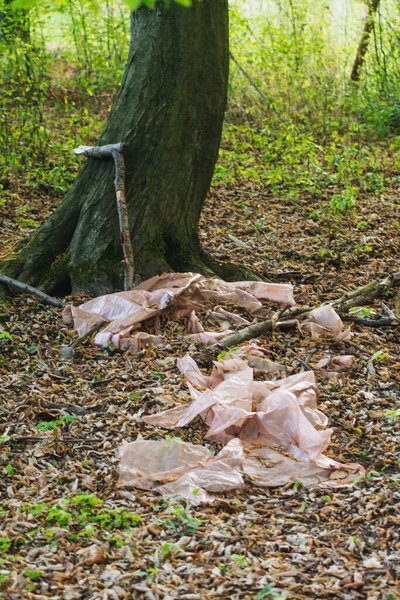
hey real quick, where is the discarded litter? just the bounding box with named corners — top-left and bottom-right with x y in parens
top-left (62, 272), bottom-right (361, 502)
top-left (119, 353), bottom-right (363, 503)
top-left (62, 272), bottom-right (295, 350)
top-left (63, 272), bottom-right (350, 350)
top-left (302, 305), bottom-right (352, 341)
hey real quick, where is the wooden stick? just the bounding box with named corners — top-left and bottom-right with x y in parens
top-left (8, 437), bottom-right (102, 443)
top-left (60, 319), bottom-right (109, 358)
top-left (229, 51), bottom-right (267, 101)
top-left (74, 142), bottom-right (134, 290)
top-left (331, 270), bottom-right (400, 312)
top-left (70, 319), bottom-right (109, 349)
top-left (195, 270), bottom-right (400, 364)
top-left (0, 273), bottom-right (64, 307)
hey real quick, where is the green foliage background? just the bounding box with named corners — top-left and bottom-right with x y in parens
top-left (0, 0), bottom-right (399, 219)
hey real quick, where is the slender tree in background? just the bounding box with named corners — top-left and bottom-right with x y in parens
top-left (351, 0), bottom-right (381, 82)
top-left (1, 0), bottom-right (257, 296)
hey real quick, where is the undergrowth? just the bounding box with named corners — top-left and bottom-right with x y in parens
top-left (0, 0), bottom-right (399, 219)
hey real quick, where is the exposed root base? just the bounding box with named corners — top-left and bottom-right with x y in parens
top-left (1, 240), bottom-right (264, 299)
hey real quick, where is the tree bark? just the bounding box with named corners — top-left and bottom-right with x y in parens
top-left (1, 0), bottom-right (256, 297)
top-left (350, 0), bottom-right (381, 82)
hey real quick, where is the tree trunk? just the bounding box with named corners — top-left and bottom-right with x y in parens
top-left (1, 0), bottom-right (256, 297)
top-left (350, 0), bottom-right (380, 82)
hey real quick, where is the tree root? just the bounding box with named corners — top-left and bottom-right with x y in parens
top-left (200, 250), bottom-right (264, 282)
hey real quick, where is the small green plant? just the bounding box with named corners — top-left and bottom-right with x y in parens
top-left (46, 507), bottom-right (72, 526)
top-left (231, 554), bottom-right (249, 567)
top-left (383, 409), bottom-right (400, 419)
top-left (370, 350), bottom-right (388, 363)
top-left (23, 495), bottom-right (142, 537)
top-left (23, 569), bottom-right (44, 580)
top-left (4, 464), bottom-right (13, 476)
top-left (257, 584), bottom-right (285, 599)
top-left (330, 187), bottom-right (357, 215)
top-left (36, 415), bottom-right (76, 431)
top-left (349, 306), bottom-right (376, 318)
top-left (0, 572), bottom-right (11, 585)
top-left (161, 542), bottom-right (184, 556)
top-left (155, 505), bottom-right (205, 533)
top-left (318, 248), bottom-right (333, 258)
top-left (217, 347), bottom-right (240, 361)
top-left (0, 538), bottom-right (11, 553)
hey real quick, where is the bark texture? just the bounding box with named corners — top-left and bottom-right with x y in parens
top-left (2, 0), bottom-right (252, 296)
top-left (351, 0), bottom-right (380, 82)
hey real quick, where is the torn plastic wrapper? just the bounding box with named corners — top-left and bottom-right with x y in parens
top-left (119, 355), bottom-right (363, 502)
top-left (316, 354), bottom-right (356, 377)
top-left (302, 304), bottom-right (352, 341)
top-left (119, 437), bottom-right (245, 505)
top-left (62, 272), bottom-right (295, 350)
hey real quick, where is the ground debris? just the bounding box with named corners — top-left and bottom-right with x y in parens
top-left (1, 180), bottom-right (400, 599)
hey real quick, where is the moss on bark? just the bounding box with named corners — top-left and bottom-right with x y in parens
top-left (1, 0), bottom-right (261, 297)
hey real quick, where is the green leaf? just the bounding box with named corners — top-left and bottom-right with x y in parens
top-left (23, 569), bottom-right (44, 580)
top-left (257, 584), bottom-right (285, 599)
top-left (27, 345), bottom-right (38, 355)
top-left (370, 350), bottom-right (387, 363)
top-left (122, 0), bottom-right (142, 9)
top-left (10, 0), bottom-right (34, 9)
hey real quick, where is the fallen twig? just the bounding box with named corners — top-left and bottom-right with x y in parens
top-left (6, 437), bottom-right (103, 443)
top-left (331, 270), bottom-right (400, 312)
top-left (70, 319), bottom-right (109, 350)
top-left (60, 319), bottom-right (109, 359)
top-left (195, 270), bottom-right (400, 364)
top-left (0, 273), bottom-right (64, 307)
top-left (341, 316), bottom-right (397, 327)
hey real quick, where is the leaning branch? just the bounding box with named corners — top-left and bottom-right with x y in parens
top-left (229, 51), bottom-right (267, 102)
top-left (74, 142), bottom-right (134, 290)
top-left (195, 270), bottom-right (400, 363)
top-left (0, 273), bottom-right (64, 307)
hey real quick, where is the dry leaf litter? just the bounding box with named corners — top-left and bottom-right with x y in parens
top-left (1, 184), bottom-right (400, 600)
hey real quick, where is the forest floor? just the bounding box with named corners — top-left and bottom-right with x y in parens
top-left (0, 143), bottom-right (400, 600)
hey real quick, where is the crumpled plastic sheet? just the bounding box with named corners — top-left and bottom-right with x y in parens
top-left (62, 272), bottom-right (295, 350)
top-left (119, 354), bottom-right (363, 503)
top-left (302, 304), bottom-right (352, 341)
top-left (315, 354), bottom-right (356, 380)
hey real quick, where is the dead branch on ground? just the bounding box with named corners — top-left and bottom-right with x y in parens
top-left (0, 273), bottom-right (64, 307)
top-left (194, 270), bottom-right (400, 365)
